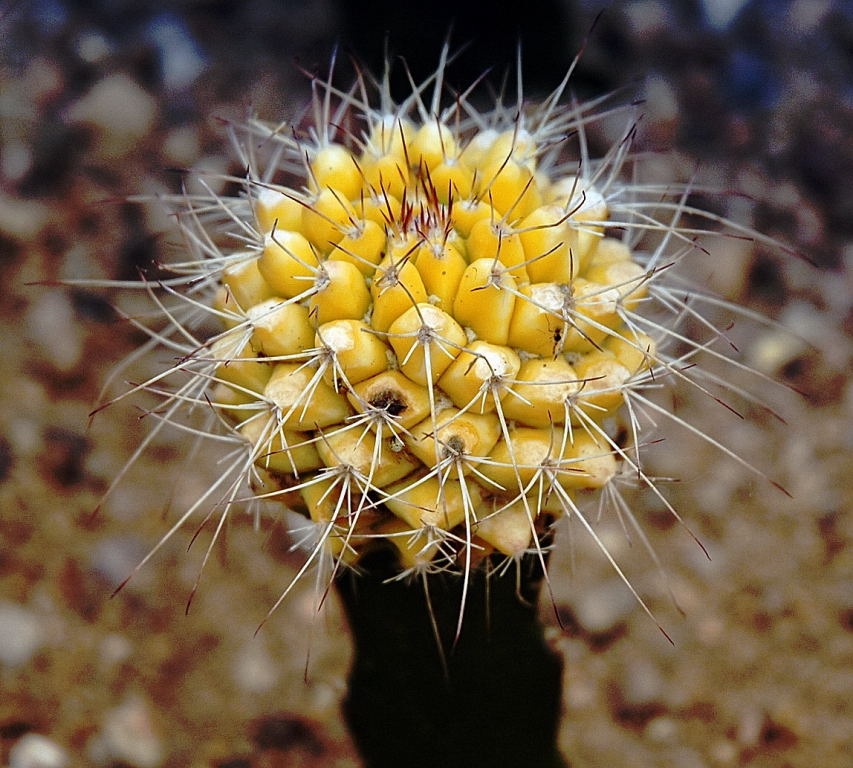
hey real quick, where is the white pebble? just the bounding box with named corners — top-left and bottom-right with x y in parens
top-left (573, 578), bottom-right (637, 634)
top-left (66, 74), bottom-right (157, 155)
top-left (97, 696), bottom-right (164, 768)
top-left (700, 0), bottom-right (748, 29)
top-left (89, 537), bottom-right (149, 591)
top-left (621, 658), bottom-right (664, 705)
top-left (232, 639), bottom-right (279, 694)
top-left (25, 292), bottom-right (84, 373)
top-left (0, 194), bottom-right (49, 240)
top-left (644, 715), bottom-right (677, 743)
top-left (0, 601), bottom-right (44, 668)
top-left (144, 13), bottom-right (205, 92)
top-left (9, 733), bottom-right (69, 768)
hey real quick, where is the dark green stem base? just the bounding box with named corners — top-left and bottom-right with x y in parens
top-left (336, 550), bottom-right (568, 768)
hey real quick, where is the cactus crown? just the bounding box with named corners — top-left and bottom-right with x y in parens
top-left (98, 49), bottom-right (790, 628)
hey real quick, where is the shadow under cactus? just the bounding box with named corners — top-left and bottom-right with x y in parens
top-left (337, 549), bottom-right (568, 768)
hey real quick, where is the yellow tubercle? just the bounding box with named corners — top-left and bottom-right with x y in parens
top-left (518, 204), bottom-right (575, 284)
top-left (501, 357), bottom-right (580, 428)
top-left (239, 418), bottom-right (323, 475)
top-left (384, 475), bottom-right (469, 530)
top-left (466, 217), bottom-right (529, 282)
top-left (561, 278), bottom-right (622, 352)
top-left (210, 331), bottom-right (273, 396)
top-left (258, 231), bottom-right (319, 299)
top-left (376, 517), bottom-right (444, 569)
top-left (332, 217), bottom-right (386, 275)
top-left (606, 330), bottom-right (656, 373)
top-left (361, 153), bottom-right (409, 200)
top-left (387, 303), bottom-right (466, 386)
top-left (479, 426), bottom-right (616, 493)
top-left (473, 501), bottom-right (534, 557)
top-left (405, 407), bottom-right (501, 469)
top-left (554, 431), bottom-right (618, 490)
top-left (482, 129), bottom-right (537, 170)
top-left (222, 256), bottom-right (275, 311)
top-left (254, 188), bottom-right (305, 234)
top-left (310, 144), bottom-right (361, 200)
top-left (316, 426), bottom-right (419, 488)
top-left (450, 197), bottom-right (492, 238)
top-left (589, 236), bottom-right (632, 265)
top-left (315, 319), bottom-right (390, 387)
top-left (453, 257), bottom-right (518, 345)
top-left (458, 128), bottom-right (498, 167)
top-left (411, 122), bottom-right (458, 172)
top-left (263, 363), bottom-right (353, 429)
top-left (437, 340), bottom-right (521, 414)
top-left (348, 369), bottom-right (433, 429)
top-left (210, 381), bottom-right (261, 423)
top-left (478, 428), bottom-right (560, 491)
top-left (571, 350), bottom-right (632, 414)
top-left (301, 188), bottom-right (358, 252)
top-left (429, 158), bottom-right (473, 203)
top-left (412, 241), bottom-right (467, 313)
top-left (479, 159), bottom-right (542, 219)
top-left (507, 283), bottom-right (571, 357)
top-left (248, 298), bottom-right (314, 358)
top-left (308, 259), bottom-right (371, 325)
top-left (370, 256), bottom-right (429, 333)
top-left (354, 190), bottom-right (402, 230)
top-left (585, 259), bottom-right (649, 312)
top-left (365, 114), bottom-right (414, 160)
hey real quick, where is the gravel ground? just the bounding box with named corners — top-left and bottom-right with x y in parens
top-left (1, 1), bottom-right (850, 767)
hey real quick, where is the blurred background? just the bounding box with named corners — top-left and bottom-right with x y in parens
top-left (0, 1), bottom-right (850, 766)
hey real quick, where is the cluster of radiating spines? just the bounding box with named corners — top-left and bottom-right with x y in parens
top-left (192, 101), bottom-right (667, 580)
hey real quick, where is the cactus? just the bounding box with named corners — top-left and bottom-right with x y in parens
top-left (84, 49), bottom-right (796, 764)
top-left (93, 50), bottom-right (792, 623)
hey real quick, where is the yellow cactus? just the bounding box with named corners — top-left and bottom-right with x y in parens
top-left (91, 50), bottom-right (795, 631)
